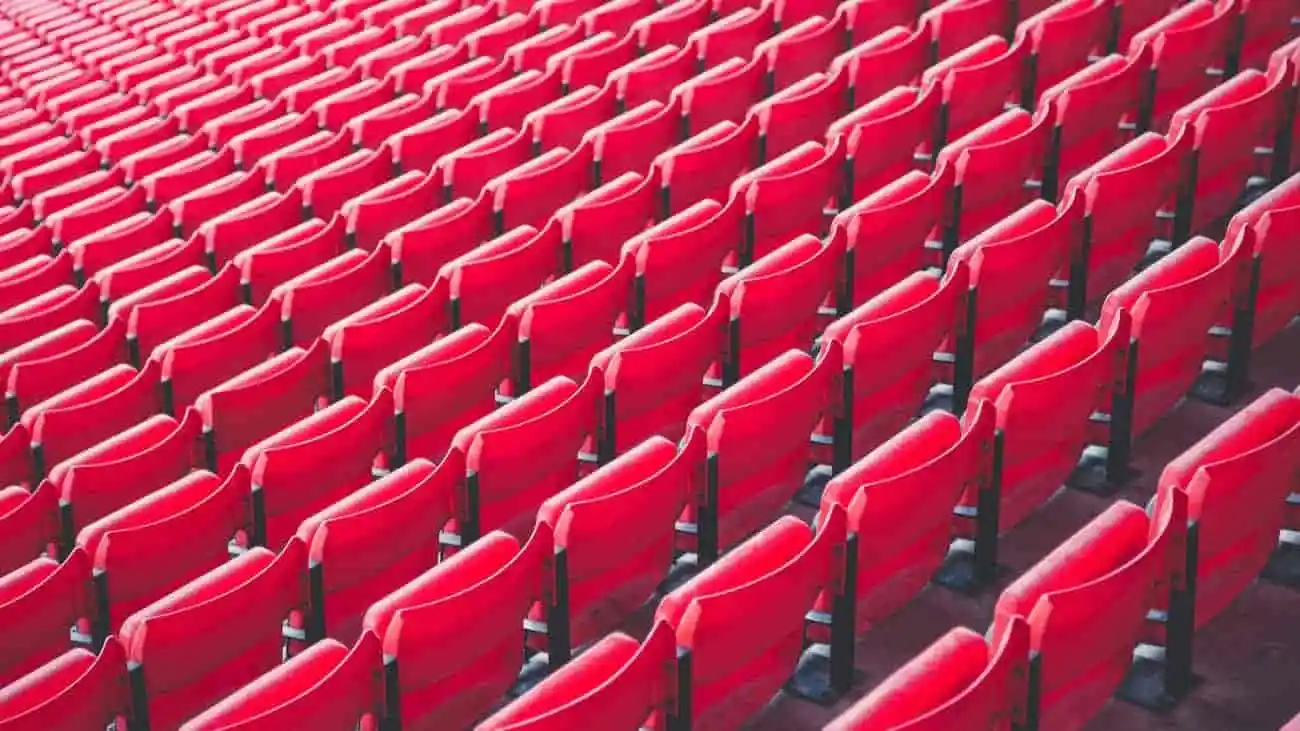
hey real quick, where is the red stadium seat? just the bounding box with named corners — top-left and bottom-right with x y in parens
top-left (384, 323), bottom-right (511, 465)
top-left (486, 145), bottom-right (594, 233)
top-left (342, 171), bottom-right (440, 252)
top-left (671, 56), bottom-right (764, 137)
top-left (507, 24), bottom-right (584, 72)
top-left (438, 127), bottom-right (532, 201)
top-left (436, 224), bottom-right (560, 329)
top-left (346, 93), bottom-right (434, 149)
top-left (472, 68), bottom-right (565, 133)
top-left (169, 172), bottom-right (268, 238)
top-left (180, 634), bottom-right (380, 731)
top-left (141, 148), bottom-right (238, 206)
top-left (825, 618), bottom-right (1029, 730)
top-left (525, 84), bottom-right (620, 153)
top-left (830, 25), bottom-right (929, 109)
top-left (75, 469), bottom-right (245, 637)
top-left (631, 0), bottom-right (712, 50)
top-left (554, 171), bottom-right (657, 270)
top-left (655, 510), bottom-right (844, 729)
top-left (921, 0), bottom-right (1013, 60)
top-left (687, 4), bottom-right (776, 70)
top-left (325, 283), bottom-right (448, 400)
top-left (625, 198), bottom-right (741, 324)
top-left (827, 84), bottom-right (941, 206)
top-left (653, 118), bottom-right (759, 217)
top-left (0, 255), bottom-right (75, 315)
top-left (447, 376), bottom-right (598, 541)
top-left (296, 149), bottom-right (392, 220)
top-left (991, 497), bottom-right (1182, 731)
top-left (156, 301), bottom-right (282, 413)
top-left (273, 246), bottom-right (391, 347)
top-left (385, 44), bottom-right (468, 96)
top-left (1153, 387), bottom-right (1300, 626)
top-left (921, 36), bottom-right (1028, 147)
top-left (757, 16), bottom-right (845, 93)
top-left (1018, 0), bottom-right (1113, 99)
top-left (242, 393), bottom-right (391, 548)
top-left (0, 482), bottom-right (55, 577)
top-left (584, 99), bottom-right (683, 185)
top-left (6, 320), bottom-right (129, 423)
top-left (128, 264), bottom-right (243, 363)
top-left (750, 72), bottom-right (848, 163)
top-left (1127, 0), bottom-right (1235, 132)
top-left (0, 551), bottom-right (90, 686)
top-left (236, 218), bottom-right (347, 306)
top-left (607, 44), bottom-right (694, 111)
top-left (818, 267), bottom-right (968, 466)
top-left (386, 195), bottom-right (494, 286)
top-left (362, 526), bottom-right (550, 730)
top-left (229, 113), bottom-right (317, 169)
top-left (0, 639), bottom-right (128, 731)
top-left (0, 286), bottom-right (99, 357)
top-left (547, 34), bottom-right (637, 92)
top-left (1224, 174), bottom-right (1300, 347)
top-left (818, 407), bottom-right (993, 630)
top-left (387, 108), bottom-right (479, 174)
top-left (120, 540), bottom-right (305, 731)
top-left (195, 341), bottom-right (330, 475)
top-left (683, 351), bottom-right (832, 552)
top-left (297, 460), bottom-right (453, 642)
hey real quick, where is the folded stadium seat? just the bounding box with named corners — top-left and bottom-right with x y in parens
top-left (125, 264), bottom-right (244, 364)
top-left (297, 17), bottom-right (365, 58)
top-left (653, 118), bottom-right (759, 218)
top-left (259, 130), bottom-right (354, 193)
top-left (0, 254), bottom-right (74, 314)
top-left (0, 551), bottom-right (90, 687)
top-left (581, 0), bottom-right (657, 37)
top-left (153, 296), bottom-right (283, 411)
top-left (174, 83), bottom-right (258, 136)
top-left (947, 199), bottom-right (1079, 378)
top-left (816, 407), bottom-right (993, 631)
top-left (0, 228), bottom-right (52, 278)
top-left (1017, 0), bottom-right (1113, 101)
top-left (607, 44), bottom-right (695, 111)
top-left (140, 148), bottom-right (239, 207)
top-left (386, 109), bottom-right (479, 175)
top-left (66, 208), bottom-right (171, 280)
top-left (991, 497), bottom-right (1182, 731)
top-left (389, 0), bottom-right (464, 36)
top-left (385, 44), bottom-right (468, 96)
top-left (5, 320), bottom-right (129, 426)
top-left (472, 68), bottom-right (565, 135)
top-left (322, 24), bottom-right (395, 69)
top-left (937, 109), bottom-right (1051, 256)
top-left (922, 0), bottom-right (1014, 62)
top-left (355, 37), bottom-right (428, 81)
top-left (1168, 69), bottom-right (1286, 239)
top-left (296, 150), bottom-right (392, 221)
top-left (0, 482), bottom-right (55, 577)
top-left (178, 634), bottom-right (381, 731)
top-left (362, 526), bottom-right (549, 731)
top-left (1036, 53), bottom-right (1147, 200)
top-left (625, 198), bottom-right (740, 325)
top-left (490, 146), bottom-right (594, 234)
top-left (436, 224), bottom-right (562, 329)
top-left (689, 4), bottom-right (777, 71)
top-left (1099, 236), bottom-right (1237, 437)
top-left (1061, 133), bottom-right (1190, 305)
top-left (533, 0), bottom-right (608, 28)
top-left (482, 619), bottom-right (674, 729)
top-left (93, 116), bottom-right (178, 168)
top-left (345, 93), bottom-right (436, 150)
top-left (462, 13), bottom-right (531, 60)
top-left (428, 57), bottom-right (516, 112)
top-left (826, 87), bottom-right (938, 207)
top-left (117, 134), bottom-right (207, 186)
top-left (170, 171), bottom-right (272, 242)
top-left (824, 618), bottom-right (1029, 730)
top-left (199, 189), bottom-right (306, 269)
top-left (33, 167), bottom-right (125, 223)
top-left (552, 171), bottom-right (656, 270)
top-left (0, 638), bottom-right (128, 730)
top-left (295, 460), bottom-right (453, 641)
top-left (654, 509), bottom-right (844, 730)
top-left (749, 71), bottom-right (848, 163)
top-left (817, 267), bottom-right (969, 468)
top-left (0, 128), bottom-right (63, 173)
top-left (75, 468), bottom-right (246, 640)
top-left (382, 323), bottom-right (511, 464)
top-left (280, 67), bottom-right (363, 116)
top-left (1232, 0), bottom-right (1293, 71)
top-left (1224, 174), bottom-right (1300, 346)
top-left (48, 411), bottom-right (200, 550)
top-left (325, 284), bottom-right (450, 399)
top-left (438, 127), bottom-right (534, 202)
top-left (529, 437), bottom-right (688, 660)
top-left (95, 237), bottom-right (208, 307)
top-left (200, 37), bottom-right (274, 79)
top-left (445, 375), bottom-right (597, 541)
top-left (1152, 387), bottom-right (1300, 626)
top-left (0, 285), bottom-right (98, 356)
top-left (199, 98), bottom-right (289, 150)
top-left (0, 204), bottom-right (32, 242)
top-left (130, 64), bottom-right (202, 105)
top-left (681, 350), bottom-right (832, 554)
top-left (386, 194), bottom-right (495, 286)
top-left (228, 112), bottom-right (318, 170)
top-left (363, 0), bottom-right (431, 28)
top-left (1128, 0), bottom-right (1236, 133)
top-left (963, 316), bottom-right (1128, 535)
top-left (756, 15), bottom-right (845, 94)
top-left (47, 184), bottom-right (146, 250)
top-left (195, 340), bottom-right (329, 474)
top-left (730, 141), bottom-right (842, 266)
top-left (0, 320), bottom-right (97, 421)
top-left (274, 246), bottom-right (392, 347)
top-left (503, 260), bottom-right (631, 394)
top-left (548, 33), bottom-right (637, 91)
top-left (672, 56), bottom-right (766, 139)
top-left (506, 23), bottom-right (584, 72)
top-left (711, 234), bottom-right (840, 384)
top-left (150, 76), bottom-right (225, 121)
top-left (525, 85), bottom-right (619, 153)
top-left (632, 0), bottom-right (712, 50)
top-left (120, 540), bottom-right (305, 731)
top-left (9, 148), bottom-right (99, 203)
top-left (584, 99), bottom-right (683, 186)
top-left (921, 35), bottom-right (1029, 149)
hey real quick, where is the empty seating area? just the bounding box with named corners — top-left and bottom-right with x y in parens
top-left (0, 0), bottom-right (1295, 728)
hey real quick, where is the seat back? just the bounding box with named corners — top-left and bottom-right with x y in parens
top-left (628, 197), bottom-right (742, 325)
top-left (653, 118), bottom-right (759, 217)
top-left (325, 284), bottom-right (450, 400)
top-left (121, 541), bottom-right (306, 731)
top-left (274, 245), bottom-right (392, 347)
top-left (831, 25), bottom-right (929, 109)
top-left (0, 551), bottom-right (90, 686)
top-left (556, 171), bottom-right (657, 270)
top-left (237, 218), bottom-right (348, 307)
top-left (819, 406), bottom-right (993, 631)
top-left (77, 469), bottom-right (247, 637)
top-left (0, 481), bottom-right (56, 577)
top-left (655, 510), bottom-right (844, 730)
top-left (1038, 52), bottom-right (1147, 191)
top-left (733, 141), bottom-right (842, 263)
top-left (1223, 173), bottom-right (1300, 345)
top-left (1018, 0), bottom-right (1113, 97)
top-left (0, 639), bottom-right (128, 731)
top-left (387, 194), bottom-right (495, 287)
top-left (246, 393), bottom-right (392, 548)
top-left (921, 0), bottom-right (1012, 60)
top-left (1128, 0), bottom-right (1235, 131)
top-left (438, 224), bottom-right (562, 329)
top-left (1154, 387), bottom-right (1300, 625)
top-left (922, 36), bottom-right (1027, 145)
top-left (537, 437), bottom-right (688, 645)
top-left (749, 72), bottom-right (847, 163)
top-left (297, 459), bottom-right (455, 641)
top-left (159, 300), bottom-right (283, 412)
top-left (828, 84), bottom-right (941, 205)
